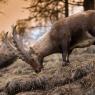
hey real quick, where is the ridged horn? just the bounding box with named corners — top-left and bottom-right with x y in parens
top-left (12, 25), bottom-right (40, 72)
top-left (3, 32), bottom-right (17, 51)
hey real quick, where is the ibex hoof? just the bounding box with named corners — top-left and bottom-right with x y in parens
top-left (35, 69), bottom-right (41, 73)
top-left (35, 64), bottom-right (44, 73)
top-left (62, 62), bottom-right (70, 67)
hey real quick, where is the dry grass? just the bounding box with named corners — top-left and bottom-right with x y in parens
top-left (1, 47), bottom-right (95, 95)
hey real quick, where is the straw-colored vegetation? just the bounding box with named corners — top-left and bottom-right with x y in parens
top-left (1, 46), bottom-right (95, 95)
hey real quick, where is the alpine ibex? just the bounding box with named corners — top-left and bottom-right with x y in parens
top-left (12, 10), bottom-right (95, 73)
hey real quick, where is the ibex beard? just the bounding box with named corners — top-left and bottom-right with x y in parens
top-left (12, 10), bottom-right (95, 73)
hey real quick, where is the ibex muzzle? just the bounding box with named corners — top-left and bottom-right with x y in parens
top-left (12, 10), bottom-right (95, 73)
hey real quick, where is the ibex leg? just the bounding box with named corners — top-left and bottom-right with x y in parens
top-left (61, 38), bottom-right (71, 66)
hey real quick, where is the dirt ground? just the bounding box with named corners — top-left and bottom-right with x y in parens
top-left (1, 46), bottom-right (95, 95)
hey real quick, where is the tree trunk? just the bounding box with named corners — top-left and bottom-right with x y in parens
top-left (83, 0), bottom-right (95, 11)
top-left (65, 0), bottom-right (69, 17)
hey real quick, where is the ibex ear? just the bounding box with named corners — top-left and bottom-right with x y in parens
top-left (30, 47), bottom-right (35, 54)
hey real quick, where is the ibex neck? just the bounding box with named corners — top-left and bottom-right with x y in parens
top-left (32, 32), bottom-right (55, 58)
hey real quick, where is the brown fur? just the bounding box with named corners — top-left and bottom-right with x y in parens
top-left (12, 10), bottom-right (95, 73)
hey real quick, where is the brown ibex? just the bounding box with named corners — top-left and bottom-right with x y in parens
top-left (12, 10), bottom-right (95, 73)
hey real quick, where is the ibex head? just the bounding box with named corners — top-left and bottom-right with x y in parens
top-left (12, 26), bottom-right (43, 73)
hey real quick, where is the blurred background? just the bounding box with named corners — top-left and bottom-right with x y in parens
top-left (0, 0), bottom-right (94, 43)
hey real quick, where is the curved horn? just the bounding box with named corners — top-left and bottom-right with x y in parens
top-left (12, 25), bottom-right (39, 70)
top-left (3, 32), bottom-right (17, 51)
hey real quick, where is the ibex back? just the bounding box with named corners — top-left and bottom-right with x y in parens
top-left (12, 10), bottom-right (95, 73)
